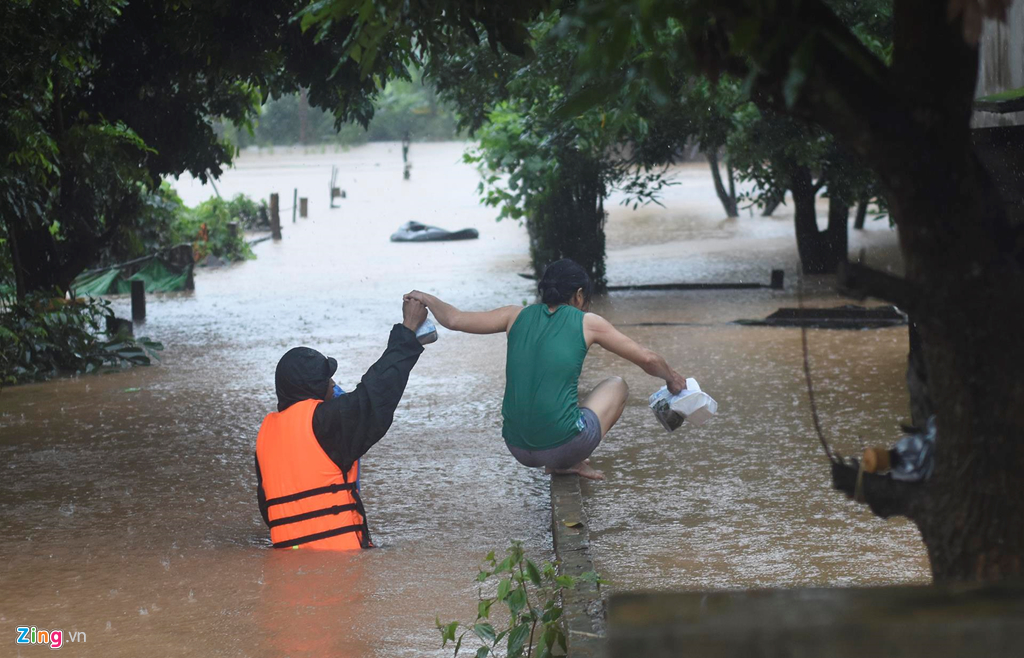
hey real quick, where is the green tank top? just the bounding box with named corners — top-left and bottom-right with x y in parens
top-left (502, 304), bottom-right (589, 450)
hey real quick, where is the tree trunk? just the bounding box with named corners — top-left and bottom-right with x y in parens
top-left (829, 118), bottom-right (1024, 584)
top-left (891, 146), bottom-right (1024, 582)
top-left (9, 223), bottom-right (70, 294)
top-left (5, 217), bottom-right (27, 301)
top-left (791, 167), bottom-right (848, 274)
top-left (762, 189), bottom-right (785, 216)
top-left (699, 0), bottom-right (1024, 585)
top-left (527, 153), bottom-right (607, 291)
top-left (906, 317), bottom-right (931, 428)
top-left (727, 160), bottom-right (737, 212)
top-left (706, 150), bottom-right (738, 217)
top-left (854, 197), bottom-right (869, 229)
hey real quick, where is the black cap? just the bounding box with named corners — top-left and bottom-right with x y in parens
top-left (275, 347), bottom-right (338, 412)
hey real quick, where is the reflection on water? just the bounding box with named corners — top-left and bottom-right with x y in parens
top-left (0, 144), bottom-right (927, 656)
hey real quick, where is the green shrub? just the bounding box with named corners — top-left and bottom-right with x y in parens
top-left (437, 541), bottom-right (606, 658)
top-left (174, 196), bottom-right (257, 262)
top-left (107, 184), bottom-right (265, 265)
top-left (0, 291), bottom-right (162, 387)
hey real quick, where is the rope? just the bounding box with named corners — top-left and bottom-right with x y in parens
top-left (797, 271), bottom-right (840, 464)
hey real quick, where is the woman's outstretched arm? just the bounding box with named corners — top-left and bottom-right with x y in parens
top-left (405, 290), bottom-right (522, 334)
top-left (584, 313), bottom-right (687, 394)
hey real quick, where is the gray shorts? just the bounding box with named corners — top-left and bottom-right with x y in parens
top-left (505, 408), bottom-right (603, 470)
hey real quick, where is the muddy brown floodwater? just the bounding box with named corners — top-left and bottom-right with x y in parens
top-left (0, 142), bottom-right (929, 657)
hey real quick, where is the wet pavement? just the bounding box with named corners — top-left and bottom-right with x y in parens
top-left (0, 142), bottom-right (928, 657)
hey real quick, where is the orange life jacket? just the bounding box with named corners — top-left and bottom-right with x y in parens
top-left (256, 399), bottom-right (372, 550)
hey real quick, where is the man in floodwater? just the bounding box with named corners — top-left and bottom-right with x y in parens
top-left (254, 296), bottom-right (427, 549)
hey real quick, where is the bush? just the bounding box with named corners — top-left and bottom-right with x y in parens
top-left (0, 291), bottom-right (163, 387)
top-left (106, 184), bottom-right (265, 265)
top-left (436, 541), bottom-right (606, 658)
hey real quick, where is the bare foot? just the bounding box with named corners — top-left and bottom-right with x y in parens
top-left (545, 461), bottom-right (605, 481)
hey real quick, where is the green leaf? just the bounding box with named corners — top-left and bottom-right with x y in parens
top-left (438, 620), bottom-right (458, 646)
top-left (472, 622), bottom-right (496, 644)
top-left (541, 606), bottom-right (563, 623)
top-left (497, 578), bottom-right (511, 601)
top-left (475, 647), bottom-right (490, 658)
top-left (508, 586), bottom-right (527, 615)
top-left (525, 559), bottom-right (542, 586)
top-left (477, 598), bottom-right (494, 620)
top-left (495, 555), bottom-right (515, 573)
top-left (507, 622), bottom-right (531, 658)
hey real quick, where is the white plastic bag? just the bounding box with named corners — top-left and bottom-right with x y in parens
top-left (648, 378), bottom-right (718, 431)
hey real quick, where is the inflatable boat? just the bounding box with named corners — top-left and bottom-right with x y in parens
top-left (390, 221), bottom-right (479, 242)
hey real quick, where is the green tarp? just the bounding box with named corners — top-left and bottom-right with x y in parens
top-left (71, 257), bottom-right (192, 296)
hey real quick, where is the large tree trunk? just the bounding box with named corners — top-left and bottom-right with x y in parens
top-left (865, 2), bottom-right (1024, 582)
top-left (791, 167), bottom-right (848, 274)
top-left (817, 0), bottom-right (1024, 584)
top-left (699, 0), bottom-right (1024, 585)
top-left (706, 150), bottom-right (738, 217)
top-left (887, 144), bottom-right (1024, 582)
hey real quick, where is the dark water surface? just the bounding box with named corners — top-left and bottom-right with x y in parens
top-left (0, 143), bottom-right (927, 657)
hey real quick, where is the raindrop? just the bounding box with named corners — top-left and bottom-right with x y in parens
top-left (138, 607), bottom-right (148, 616)
top-left (105, 622), bottom-right (112, 631)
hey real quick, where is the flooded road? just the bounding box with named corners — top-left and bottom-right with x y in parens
top-left (0, 142), bottom-right (928, 656)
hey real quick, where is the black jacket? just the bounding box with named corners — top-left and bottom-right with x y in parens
top-left (255, 324), bottom-right (424, 526)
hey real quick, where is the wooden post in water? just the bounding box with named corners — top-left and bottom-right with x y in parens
top-left (300, 197), bottom-right (308, 218)
top-left (292, 188), bottom-right (298, 224)
top-left (131, 280), bottom-right (146, 323)
top-left (770, 269), bottom-right (785, 289)
top-left (330, 166), bottom-right (339, 208)
top-left (270, 193), bottom-right (281, 240)
top-left (171, 243), bottom-right (195, 290)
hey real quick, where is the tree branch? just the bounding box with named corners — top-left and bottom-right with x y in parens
top-left (836, 260), bottom-right (919, 314)
top-left (831, 459), bottom-right (930, 521)
top-left (694, 0), bottom-right (914, 177)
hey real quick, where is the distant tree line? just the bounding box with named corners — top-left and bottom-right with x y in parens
top-left (218, 74), bottom-right (461, 148)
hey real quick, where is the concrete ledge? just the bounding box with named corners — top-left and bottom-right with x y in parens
top-left (608, 584), bottom-right (1024, 658)
top-left (551, 474), bottom-right (605, 657)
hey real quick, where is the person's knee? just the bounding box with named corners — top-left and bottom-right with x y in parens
top-left (609, 375), bottom-right (628, 397)
top-left (606, 376), bottom-right (628, 407)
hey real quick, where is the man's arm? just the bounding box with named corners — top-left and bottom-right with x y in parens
top-left (311, 323), bottom-right (424, 473)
